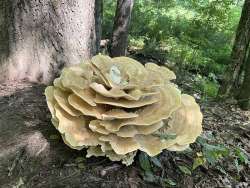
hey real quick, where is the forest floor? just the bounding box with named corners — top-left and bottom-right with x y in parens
top-left (0, 66), bottom-right (250, 187)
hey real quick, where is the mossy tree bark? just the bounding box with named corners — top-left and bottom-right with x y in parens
top-left (0, 0), bottom-right (101, 83)
top-left (110, 0), bottom-right (134, 57)
top-left (237, 50), bottom-right (250, 110)
top-left (218, 0), bottom-right (250, 98)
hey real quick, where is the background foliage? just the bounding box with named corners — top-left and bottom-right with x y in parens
top-left (103, 0), bottom-right (243, 98)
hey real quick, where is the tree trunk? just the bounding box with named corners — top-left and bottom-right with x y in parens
top-left (0, 0), bottom-right (101, 83)
top-left (110, 0), bottom-right (134, 57)
top-left (237, 50), bottom-right (250, 110)
top-left (95, 0), bottom-right (103, 54)
top-left (218, 0), bottom-right (250, 98)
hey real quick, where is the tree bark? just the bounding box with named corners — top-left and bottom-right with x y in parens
top-left (218, 0), bottom-right (250, 98)
top-left (0, 0), bottom-right (101, 83)
top-left (110, 0), bottom-right (134, 57)
top-left (95, 0), bottom-right (103, 54)
top-left (237, 50), bottom-right (250, 110)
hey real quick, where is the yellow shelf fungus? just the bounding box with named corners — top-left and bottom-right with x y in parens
top-left (45, 55), bottom-right (202, 166)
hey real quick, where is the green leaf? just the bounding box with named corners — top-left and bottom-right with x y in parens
top-left (178, 165), bottom-right (192, 175)
top-left (150, 157), bottom-right (163, 168)
top-left (143, 171), bottom-right (157, 183)
top-left (215, 166), bottom-right (227, 175)
top-left (139, 152), bottom-right (152, 172)
top-left (192, 156), bottom-right (206, 170)
top-left (164, 178), bottom-right (177, 186)
top-left (235, 148), bottom-right (249, 164)
top-left (196, 136), bottom-right (208, 145)
top-left (202, 143), bottom-right (229, 165)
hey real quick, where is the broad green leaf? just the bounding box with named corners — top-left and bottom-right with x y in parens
top-left (178, 165), bottom-right (192, 175)
top-left (202, 143), bottom-right (229, 165)
top-left (235, 148), bottom-right (249, 164)
top-left (164, 178), bottom-right (177, 186)
top-left (192, 156), bottom-right (206, 170)
top-left (143, 171), bottom-right (157, 183)
top-left (196, 136), bottom-right (207, 145)
top-left (139, 152), bottom-right (152, 172)
top-left (150, 157), bottom-right (163, 168)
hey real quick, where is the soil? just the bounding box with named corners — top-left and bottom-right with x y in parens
top-left (0, 79), bottom-right (249, 188)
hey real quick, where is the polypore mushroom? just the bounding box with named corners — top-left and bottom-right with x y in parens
top-left (45, 54), bottom-right (202, 165)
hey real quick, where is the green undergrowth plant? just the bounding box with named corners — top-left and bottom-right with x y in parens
top-left (138, 152), bottom-right (177, 187)
top-left (138, 132), bottom-right (249, 186)
top-left (103, 0), bottom-right (241, 80)
top-left (193, 73), bottom-right (219, 99)
top-left (129, 36), bottom-right (226, 75)
top-left (194, 134), bottom-right (249, 175)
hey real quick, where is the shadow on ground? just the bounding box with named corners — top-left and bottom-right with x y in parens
top-left (0, 83), bottom-right (145, 188)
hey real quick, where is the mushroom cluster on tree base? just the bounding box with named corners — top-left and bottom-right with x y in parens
top-left (45, 55), bottom-right (202, 165)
